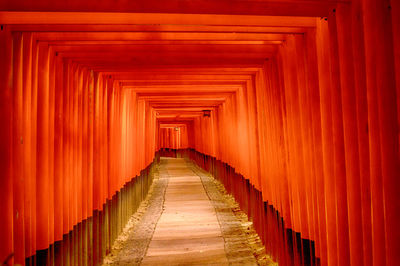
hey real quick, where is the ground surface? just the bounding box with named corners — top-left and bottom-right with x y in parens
top-left (102, 158), bottom-right (276, 266)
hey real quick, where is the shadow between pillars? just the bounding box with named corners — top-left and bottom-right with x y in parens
top-left (158, 148), bottom-right (320, 266)
top-left (25, 162), bottom-right (156, 266)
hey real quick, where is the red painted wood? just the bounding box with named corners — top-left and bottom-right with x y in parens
top-left (0, 25), bottom-right (14, 266)
top-left (12, 31), bottom-right (25, 265)
top-left (36, 43), bottom-right (50, 251)
top-left (22, 32), bottom-right (35, 258)
top-left (0, 1), bottom-right (399, 265)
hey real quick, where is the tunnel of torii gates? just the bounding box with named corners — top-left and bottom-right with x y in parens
top-left (0, 0), bottom-right (399, 265)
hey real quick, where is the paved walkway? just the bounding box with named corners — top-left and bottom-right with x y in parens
top-left (103, 158), bottom-right (275, 266)
top-left (142, 158), bottom-right (229, 265)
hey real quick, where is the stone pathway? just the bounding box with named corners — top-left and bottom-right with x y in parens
top-left (103, 157), bottom-right (276, 266)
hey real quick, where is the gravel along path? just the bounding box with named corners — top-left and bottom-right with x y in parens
top-left (102, 158), bottom-right (277, 266)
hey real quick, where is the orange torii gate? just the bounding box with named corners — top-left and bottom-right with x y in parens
top-left (0, 1), bottom-right (399, 265)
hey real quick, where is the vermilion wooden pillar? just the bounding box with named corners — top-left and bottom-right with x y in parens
top-left (62, 59), bottom-right (71, 237)
top-left (82, 68), bottom-right (88, 221)
top-left (48, 46), bottom-right (56, 249)
top-left (0, 25), bottom-right (13, 266)
top-left (12, 31), bottom-right (25, 265)
top-left (93, 72), bottom-right (102, 212)
top-left (30, 34), bottom-right (39, 261)
top-left (350, 1), bottom-right (373, 265)
top-left (295, 33), bottom-right (316, 261)
top-left (304, 28), bottom-right (327, 264)
top-left (36, 43), bottom-right (50, 252)
top-left (22, 32), bottom-right (35, 259)
top-left (327, 9), bottom-right (351, 266)
top-left (335, 4), bottom-right (364, 265)
top-left (54, 51), bottom-right (64, 242)
top-left (88, 70), bottom-right (94, 220)
top-left (315, 19), bottom-right (338, 266)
